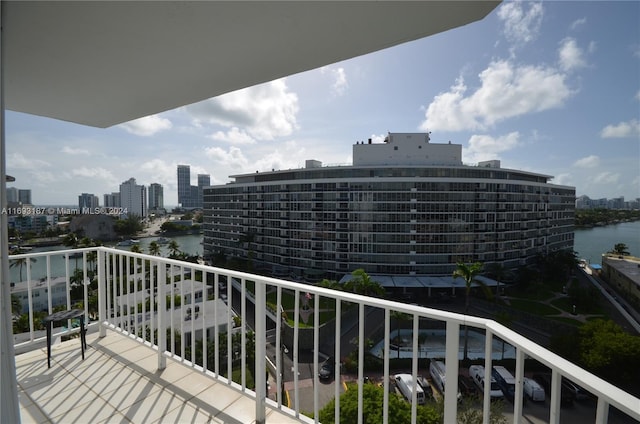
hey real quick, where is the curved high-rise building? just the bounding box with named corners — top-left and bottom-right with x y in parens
top-left (203, 133), bottom-right (575, 281)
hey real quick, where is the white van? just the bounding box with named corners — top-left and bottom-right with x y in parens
top-left (395, 374), bottom-right (425, 405)
top-left (523, 377), bottom-right (545, 402)
top-left (429, 360), bottom-right (462, 400)
top-left (429, 361), bottom-right (447, 394)
top-left (469, 365), bottom-right (503, 398)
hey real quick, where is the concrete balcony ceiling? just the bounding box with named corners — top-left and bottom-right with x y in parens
top-left (3, 1), bottom-right (499, 128)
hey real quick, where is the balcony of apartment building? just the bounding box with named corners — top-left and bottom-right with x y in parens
top-left (8, 247), bottom-right (640, 424)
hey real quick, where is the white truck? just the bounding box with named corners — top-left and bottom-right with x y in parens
top-left (468, 365), bottom-right (503, 398)
top-left (523, 377), bottom-right (545, 402)
top-left (395, 374), bottom-right (425, 405)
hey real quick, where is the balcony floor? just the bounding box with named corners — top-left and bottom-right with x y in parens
top-left (16, 330), bottom-right (302, 423)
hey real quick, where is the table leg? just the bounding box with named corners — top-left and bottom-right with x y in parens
top-left (80, 315), bottom-right (86, 360)
top-left (46, 321), bottom-right (52, 368)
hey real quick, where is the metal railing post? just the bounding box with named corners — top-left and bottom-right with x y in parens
top-left (97, 248), bottom-right (107, 337)
top-left (157, 260), bottom-right (167, 370)
top-left (444, 321), bottom-right (460, 423)
top-left (254, 280), bottom-right (266, 424)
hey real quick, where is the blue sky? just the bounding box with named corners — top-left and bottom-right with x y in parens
top-left (6, 1), bottom-right (640, 206)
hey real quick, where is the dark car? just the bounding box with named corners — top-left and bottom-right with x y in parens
top-left (532, 373), bottom-right (575, 406)
top-left (319, 356), bottom-right (335, 380)
top-left (458, 375), bottom-right (477, 397)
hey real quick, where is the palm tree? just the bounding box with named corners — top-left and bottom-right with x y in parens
top-left (610, 243), bottom-right (630, 256)
top-left (344, 268), bottom-right (384, 297)
top-left (148, 241), bottom-right (161, 256)
top-left (453, 261), bottom-right (488, 360)
top-left (168, 240), bottom-right (181, 258)
top-left (130, 244), bottom-right (143, 254)
top-left (9, 248), bottom-right (36, 282)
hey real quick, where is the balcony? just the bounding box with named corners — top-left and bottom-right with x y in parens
top-left (9, 247), bottom-right (640, 424)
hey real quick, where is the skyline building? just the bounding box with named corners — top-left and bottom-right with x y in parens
top-left (103, 192), bottom-right (121, 208)
top-left (78, 193), bottom-right (99, 210)
top-left (177, 164), bottom-right (210, 208)
top-left (177, 165), bottom-right (192, 208)
top-left (203, 133), bottom-right (576, 281)
top-left (119, 177), bottom-right (147, 217)
top-left (148, 183), bottom-right (164, 212)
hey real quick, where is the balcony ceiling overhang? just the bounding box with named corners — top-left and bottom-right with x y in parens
top-left (3, 1), bottom-right (499, 128)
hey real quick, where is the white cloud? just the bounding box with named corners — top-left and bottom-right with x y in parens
top-left (71, 166), bottom-right (117, 183)
top-left (7, 153), bottom-right (51, 170)
top-left (464, 132), bottom-right (521, 164)
top-left (119, 115), bottom-right (172, 136)
top-left (600, 119), bottom-right (640, 138)
top-left (570, 18), bottom-right (587, 31)
top-left (204, 146), bottom-right (250, 169)
top-left (421, 61), bottom-right (572, 131)
top-left (552, 173), bottom-right (573, 186)
top-left (186, 79), bottom-right (299, 141)
top-left (592, 171), bottom-right (620, 184)
top-left (62, 146), bottom-right (90, 155)
top-left (321, 66), bottom-right (348, 96)
top-left (210, 127), bottom-right (256, 145)
top-left (573, 155), bottom-right (600, 168)
top-left (497, 2), bottom-right (544, 47)
top-left (558, 38), bottom-right (587, 72)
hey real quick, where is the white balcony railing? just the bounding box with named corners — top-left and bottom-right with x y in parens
top-left (10, 247), bottom-right (640, 424)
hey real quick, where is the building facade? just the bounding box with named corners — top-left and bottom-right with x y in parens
top-left (78, 193), bottom-right (99, 210)
top-left (104, 192), bottom-right (121, 208)
top-left (177, 165), bottom-right (192, 208)
top-left (203, 133), bottom-right (575, 281)
top-left (148, 183), bottom-right (164, 212)
top-left (177, 164), bottom-right (210, 209)
top-left (119, 178), bottom-right (147, 217)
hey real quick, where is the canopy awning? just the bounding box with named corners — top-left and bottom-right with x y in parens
top-left (3, 1), bottom-right (499, 127)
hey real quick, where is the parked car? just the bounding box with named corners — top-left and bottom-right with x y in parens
top-left (319, 356), bottom-right (335, 380)
top-left (416, 376), bottom-right (433, 399)
top-left (469, 365), bottom-right (503, 398)
top-left (523, 377), bottom-right (545, 402)
top-left (532, 373), bottom-right (574, 406)
top-left (563, 378), bottom-right (590, 401)
top-left (458, 375), bottom-right (477, 397)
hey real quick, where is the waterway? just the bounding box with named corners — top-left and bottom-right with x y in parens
top-left (10, 220), bottom-right (639, 282)
top-left (573, 220), bottom-right (640, 265)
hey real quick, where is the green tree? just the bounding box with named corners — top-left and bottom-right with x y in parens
top-left (10, 253), bottom-right (36, 283)
top-left (609, 243), bottom-right (630, 256)
top-left (130, 244), bottom-right (143, 254)
top-left (344, 269), bottom-right (384, 297)
top-left (148, 241), bottom-right (161, 256)
top-left (578, 319), bottom-right (640, 392)
top-left (453, 262), bottom-right (488, 360)
top-left (168, 240), bottom-right (181, 258)
top-left (318, 382), bottom-right (440, 424)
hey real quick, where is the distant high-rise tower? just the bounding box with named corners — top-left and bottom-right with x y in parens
top-left (177, 165), bottom-right (191, 208)
top-left (18, 189), bottom-right (32, 205)
top-left (78, 193), bottom-right (99, 210)
top-left (148, 183), bottom-right (164, 211)
top-left (119, 178), bottom-right (147, 217)
top-left (6, 187), bottom-right (18, 203)
top-left (104, 192), bottom-right (121, 207)
top-left (197, 174), bottom-right (210, 208)
top-left (177, 165), bottom-right (210, 208)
